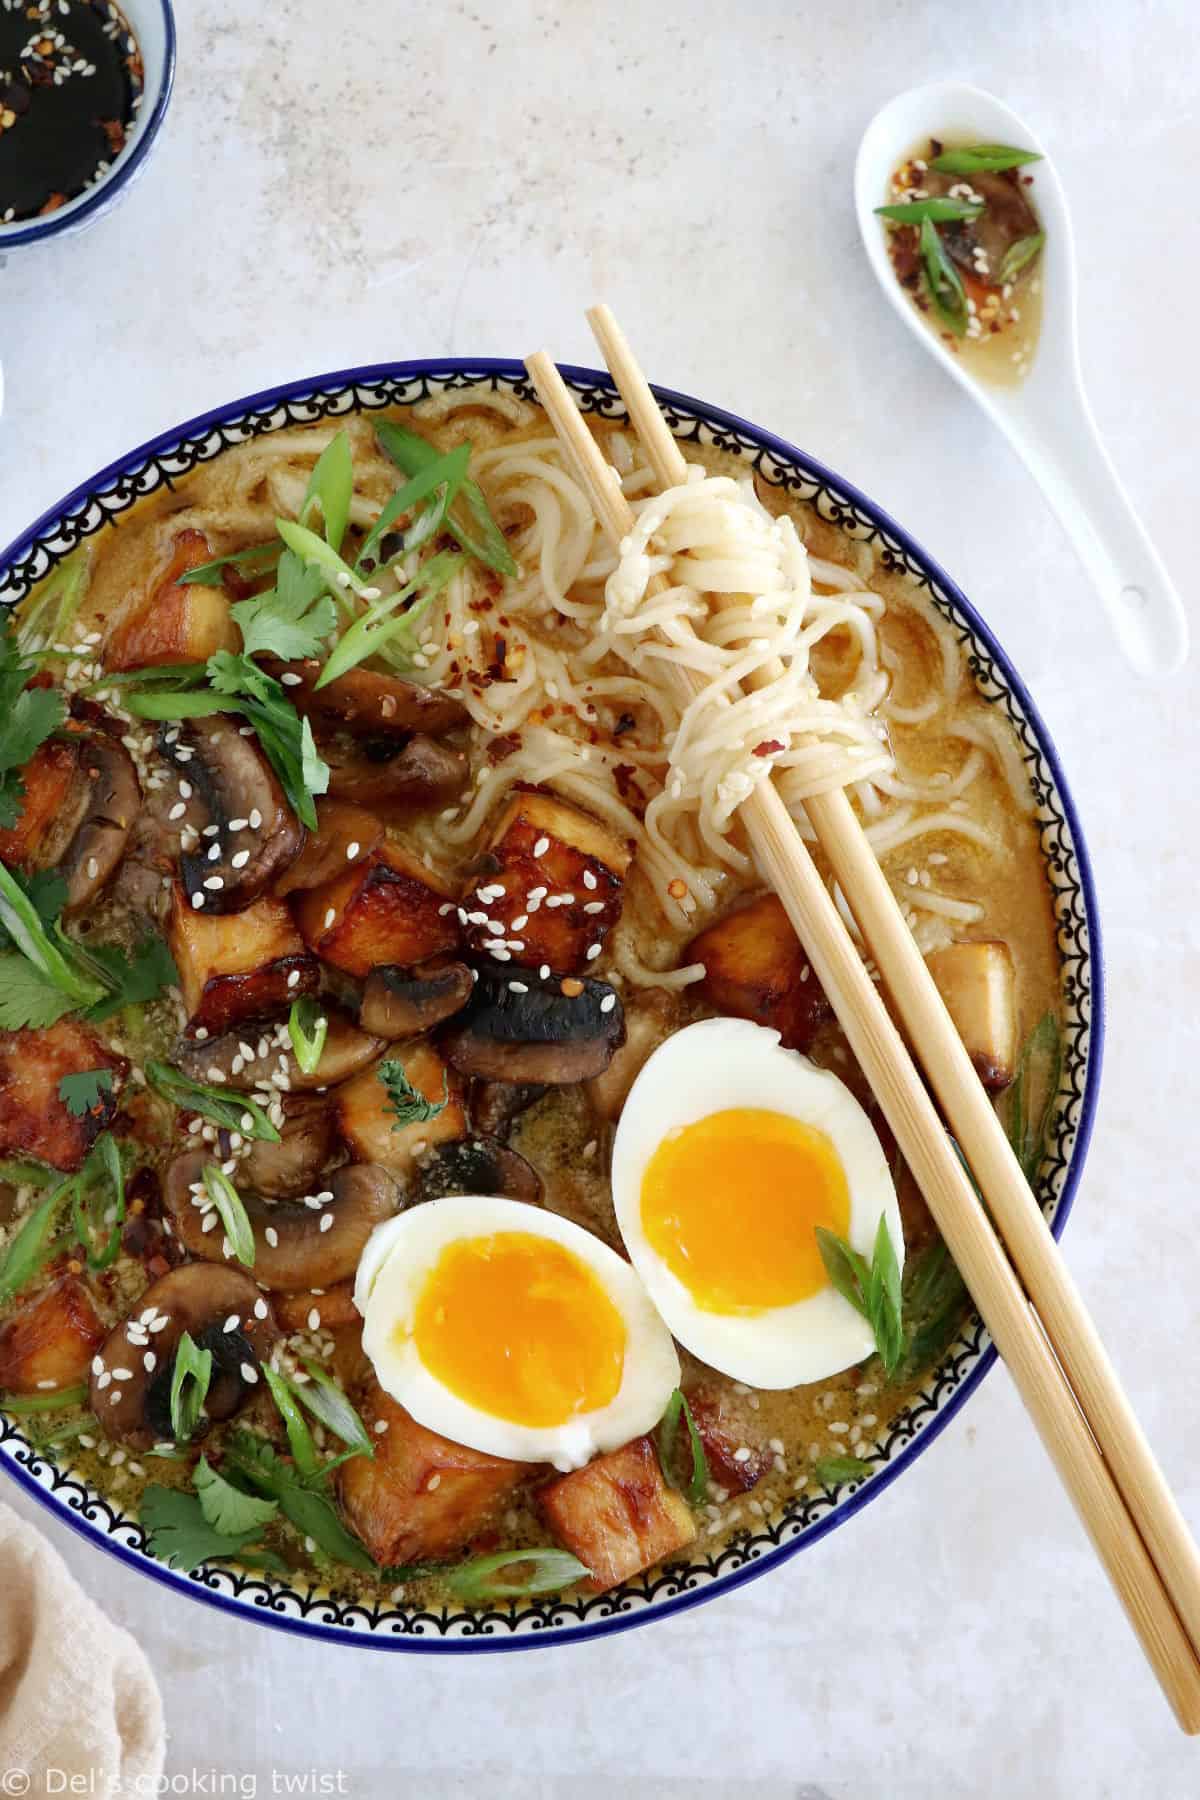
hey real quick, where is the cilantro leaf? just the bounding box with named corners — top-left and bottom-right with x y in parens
top-left (0, 614), bottom-right (66, 829)
top-left (226, 1431), bottom-right (375, 1570)
top-left (0, 956), bottom-right (78, 1029)
top-left (57, 1068), bottom-right (114, 1118)
top-left (194, 1454), bottom-right (279, 1535)
top-left (140, 1484), bottom-right (283, 1575)
top-left (656, 1389), bottom-right (709, 1506)
top-left (84, 934), bottom-right (178, 1023)
top-left (378, 1058), bottom-right (448, 1130)
top-left (231, 551), bottom-right (337, 661)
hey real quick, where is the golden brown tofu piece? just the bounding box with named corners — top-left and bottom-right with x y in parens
top-left (105, 529), bottom-right (239, 671)
top-left (334, 1042), bottom-right (466, 1177)
top-left (0, 1021), bottom-right (128, 1173)
top-left (926, 940), bottom-right (1017, 1092)
top-left (689, 892), bottom-right (832, 1052)
top-left (462, 789), bottom-right (631, 976)
top-left (292, 842), bottom-right (458, 978)
top-left (339, 1383), bottom-right (526, 1566)
top-left (0, 1275), bottom-right (106, 1392)
top-left (539, 1436), bottom-right (697, 1592)
top-left (169, 884), bottom-right (318, 1036)
top-left (0, 737), bottom-right (78, 869)
top-left (273, 800), bottom-right (384, 897)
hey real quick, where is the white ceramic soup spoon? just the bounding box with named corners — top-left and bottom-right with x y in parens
top-left (855, 80), bottom-right (1189, 679)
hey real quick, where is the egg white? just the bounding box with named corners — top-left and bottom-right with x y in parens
top-left (611, 1017), bottom-right (904, 1388)
top-left (354, 1193), bottom-right (680, 1470)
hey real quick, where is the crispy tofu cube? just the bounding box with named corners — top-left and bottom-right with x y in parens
top-left (0, 1022), bottom-right (128, 1173)
top-left (538, 1435), bottom-right (697, 1591)
top-left (334, 1042), bottom-right (466, 1177)
top-left (273, 801), bottom-right (384, 897)
top-left (0, 738), bottom-right (79, 870)
top-left (689, 892), bottom-right (832, 1051)
top-left (338, 1382), bottom-right (526, 1566)
top-left (105, 529), bottom-right (239, 671)
top-left (685, 1391), bottom-right (772, 1494)
top-left (462, 789), bottom-right (631, 976)
top-left (169, 884), bottom-right (318, 1037)
top-left (292, 841), bottom-right (458, 978)
top-left (926, 940), bottom-right (1017, 1092)
top-left (0, 1275), bottom-right (106, 1392)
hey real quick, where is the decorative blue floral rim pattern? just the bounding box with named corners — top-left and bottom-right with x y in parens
top-left (0, 360), bottom-right (1104, 1654)
top-left (0, 0), bottom-right (176, 251)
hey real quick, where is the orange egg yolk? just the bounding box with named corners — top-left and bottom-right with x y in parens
top-left (640, 1108), bottom-right (851, 1315)
top-left (408, 1231), bottom-right (627, 1428)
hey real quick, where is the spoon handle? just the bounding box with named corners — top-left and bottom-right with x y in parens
top-left (1009, 376), bottom-right (1188, 677)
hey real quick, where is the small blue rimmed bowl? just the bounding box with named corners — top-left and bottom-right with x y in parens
top-left (0, 360), bottom-right (1104, 1654)
top-left (0, 0), bottom-right (176, 254)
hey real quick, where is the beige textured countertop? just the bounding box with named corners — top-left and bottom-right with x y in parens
top-left (0, 1), bottom-right (1197, 1793)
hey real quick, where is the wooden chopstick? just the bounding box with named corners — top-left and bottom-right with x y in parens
top-left (585, 301), bottom-right (1200, 1669)
top-left (524, 337), bottom-right (1200, 1732)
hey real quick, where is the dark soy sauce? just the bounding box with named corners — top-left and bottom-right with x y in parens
top-left (0, 0), bottom-right (143, 225)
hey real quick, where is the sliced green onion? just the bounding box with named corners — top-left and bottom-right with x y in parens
top-left (261, 1364), bottom-right (321, 1481)
top-left (656, 1388), bottom-right (709, 1506)
top-left (315, 550), bottom-right (463, 687)
top-left (0, 1159), bottom-right (57, 1189)
top-left (930, 143), bottom-right (1042, 175)
top-left (356, 443), bottom-right (471, 572)
top-left (287, 997), bottom-right (327, 1077)
top-left (16, 550), bottom-right (89, 654)
top-left (0, 1382), bottom-right (89, 1414)
top-left (295, 1360), bottom-right (374, 1460)
top-left (70, 1133), bottom-right (126, 1270)
top-left (276, 519), bottom-right (366, 602)
top-left (123, 689), bottom-right (233, 722)
top-left (0, 862), bottom-right (106, 1008)
top-left (444, 1547), bottom-right (591, 1602)
top-left (145, 1060), bottom-right (280, 1143)
top-left (170, 1329), bottom-right (213, 1443)
top-left (919, 216), bottom-right (968, 336)
top-left (813, 1455), bottom-right (872, 1486)
top-left (201, 1164), bottom-right (255, 1268)
top-left (876, 197), bottom-right (984, 223)
top-left (33, 1410), bottom-right (99, 1448)
top-left (178, 544), bottom-right (281, 589)
top-left (0, 1178), bottom-right (75, 1305)
top-left (1007, 1011), bottom-right (1061, 1183)
top-left (998, 230), bottom-right (1045, 284)
top-left (376, 421), bottom-right (518, 578)
top-left (298, 430), bottom-right (354, 553)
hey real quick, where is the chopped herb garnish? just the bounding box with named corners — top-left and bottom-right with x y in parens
top-left (314, 549), bottom-right (463, 687)
top-left (230, 550), bottom-right (337, 663)
top-left (930, 143), bottom-right (1042, 175)
top-left (57, 1068), bottom-right (114, 1119)
top-left (0, 1177), bottom-right (75, 1304)
top-left (444, 1547), bottom-right (591, 1602)
top-left (876, 197), bottom-right (984, 224)
top-left (287, 996), bottom-right (328, 1077)
top-left (225, 1430), bottom-right (375, 1570)
top-left (656, 1388), bottom-right (709, 1506)
top-left (169, 1329), bottom-right (214, 1443)
top-left (1006, 1011), bottom-right (1061, 1184)
top-left (0, 1382), bottom-right (89, 1414)
top-left (919, 216), bottom-right (968, 337)
top-left (0, 612), bottom-right (67, 831)
top-left (261, 1365), bottom-right (321, 1481)
top-left (140, 1483), bottom-right (285, 1575)
top-left (899, 1238), bottom-right (969, 1375)
top-left (83, 934), bottom-right (179, 1024)
top-left (69, 1132), bottom-right (126, 1270)
top-left (354, 443), bottom-right (471, 572)
top-left (194, 1453), bottom-right (279, 1535)
top-left (178, 543), bottom-right (281, 589)
top-left (145, 1060), bottom-right (281, 1143)
top-left (201, 1164), bottom-right (255, 1268)
top-left (0, 1159), bottom-right (56, 1189)
top-left (0, 865), bottom-right (176, 1031)
top-left (998, 230), bottom-right (1045, 285)
top-left (298, 430), bottom-right (354, 553)
top-left (376, 420), bottom-right (518, 578)
top-left (293, 1360), bottom-right (374, 1464)
top-left (15, 551), bottom-right (87, 657)
top-left (377, 1058), bottom-right (449, 1130)
top-left (815, 1214), bottom-right (905, 1375)
top-left (813, 1454), bottom-right (872, 1486)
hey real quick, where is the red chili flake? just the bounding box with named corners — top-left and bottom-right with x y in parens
top-left (753, 739), bottom-right (785, 757)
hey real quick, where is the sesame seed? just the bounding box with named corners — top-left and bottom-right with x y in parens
top-left (178, 781), bottom-right (192, 799)
top-left (204, 876), bottom-right (224, 891)
top-left (287, 970), bottom-right (300, 988)
top-left (308, 1307), bottom-right (321, 1330)
top-left (249, 809), bottom-right (262, 829)
top-left (319, 1214), bottom-right (333, 1233)
top-left (191, 892), bottom-right (206, 910)
top-left (254, 1297), bottom-right (269, 1320)
top-left (532, 836), bottom-right (549, 857)
top-left (508, 981), bottom-right (529, 994)
top-left (346, 841), bottom-right (360, 860)
top-left (583, 900), bottom-right (605, 914)
top-left (223, 1314), bottom-right (240, 1333)
top-left (240, 1362), bottom-right (259, 1384)
top-left (231, 849), bottom-right (250, 869)
top-left (143, 1352), bottom-right (157, 1372)
top-left (586, 944), bottom-right (602, 960)
top-left (265, 1227), bottom-right (279, 1247)
top-left (599, 994), bottom-right (616, 1013)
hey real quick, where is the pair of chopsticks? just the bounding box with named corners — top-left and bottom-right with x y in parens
top-left (526, 308), bottom-right (1200, 1733)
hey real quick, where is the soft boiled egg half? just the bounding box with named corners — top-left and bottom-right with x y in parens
top-left (611, 1018), bottom-right (903, 1388)
top-left (354, 1194), bottom-right (680, 1470)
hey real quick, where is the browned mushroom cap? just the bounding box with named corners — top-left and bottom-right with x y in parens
top-left (89, 1263), bottom-right (279, 1449)
top-left (41, 731), bottom-right (141, 913)
top-left (440, 965), bottom-right (625, 1084)
top-left (360, 960), bottom-right (474, 1039)
top-left (260, 659), bottom-right (467, 737)
top-left (163, 1151), bottom-right (400, 1291)
top-left (468, 1080), bottom-right (547, 1138)
top-left (413, 1136), bottom-right (543, 1207)
top-left (324, 735), bottom-right (468, 815)
top-left (174, 1007), bottom-right (383, 1094)
top-left (160, 714), bottom-right (304, 912)
top-left (239, 1094), bottom-right (337, 1198)
top-left (928, 169), bottom-right (1041, 282)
